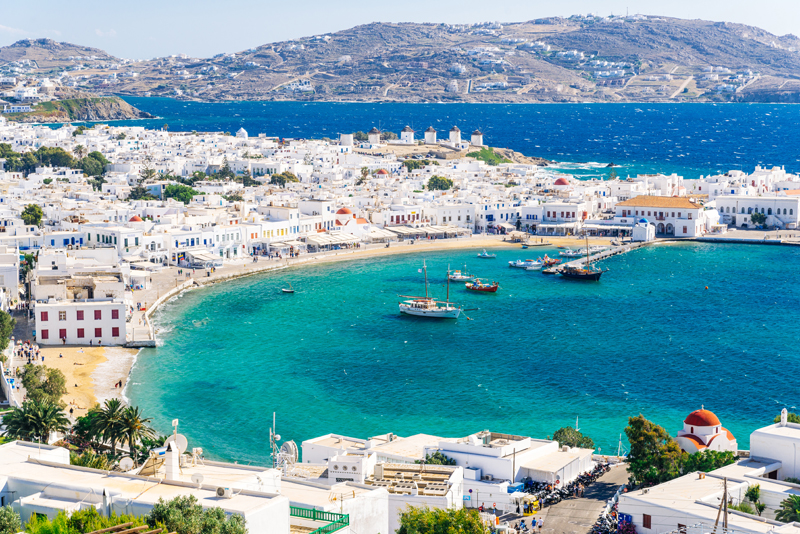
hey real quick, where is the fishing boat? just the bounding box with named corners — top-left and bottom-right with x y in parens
top-left (448, 264), bottom-right (475, 281)
top-left (538, 255), bottom-right (562, 267)
top-left (399, 261), bottom-right (461, 318)
top-left (282, 282), bottom-right (295, 294)
top-left (589, 245), bottom-right (608, 254)
top-left (465, 279), bottom-right (499, 293)
top-left (559, 248), bottom-right (585, 258)
top-left (508, 259), bottom-right (542, 269)
top-left (524, 263), bottom-right (543, 271)
top-left (542, 267), bottom-right (560, 275)
top-left (477, 250), bottom-right (496, 259)
top-left (559, 235), bottom-right (608, 281)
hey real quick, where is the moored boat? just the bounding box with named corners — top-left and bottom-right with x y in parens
top-left (559, 248), bottom-right (585, 258)
top-left (509, 259), bottom-right (542, 269)
top-left (399, 261), bottom-right (461, 318)
top-left (477, 250), bottom-right (496, 259)
top-left (559, 235), bottom-right (608, 281)
top-left (538, 254), bottom-right (562, 267)
top-left (448, 264), bottom-right (475, 281)
top-left (465, 279), bottom-right (499, 293)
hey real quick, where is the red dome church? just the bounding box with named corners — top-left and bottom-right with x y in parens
top-left (675, 407), bottom-right (737, 454)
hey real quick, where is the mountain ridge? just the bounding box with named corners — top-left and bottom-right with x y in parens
top-left (4, 15), bottom-right (800, 103)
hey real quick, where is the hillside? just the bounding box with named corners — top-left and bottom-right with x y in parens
top-left (2, 96), bottom-right (153, 123)
top-left (3, 15), bottom-right (800, 103)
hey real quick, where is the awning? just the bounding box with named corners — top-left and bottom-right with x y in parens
top-left (495, 222), bottom-right (515, 231)
top-left (284, 240), bottom-right (306, 248)
top-left (582, 224), bottom-right (633, 231)
top-left (385, 226), bottom-right (418, 236)
top-left (367, 228), bottom-right (397, 239)
top-left (538, 222), bottom-right (577, 228)
top-left (187, 251), bottom-right (223, 264)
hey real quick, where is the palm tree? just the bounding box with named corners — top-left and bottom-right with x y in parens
top-left (776, 495), bottom-right (800, 522)
top-left (2, 399), bottom-right (69, 443)
top-left (90, 399), bottom-right (126, 455)
top-left (73, 145), bottom-right (86, 160)
top-left (120, 406), bottom-right (155, 466)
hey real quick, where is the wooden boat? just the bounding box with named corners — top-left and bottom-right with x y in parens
top-left (448, 264), bottom-right (475, 281)
top-left (282, 282), bottom-right (295, 293)
top-left (521, 245), bottom-right (529, 249)
top-left (477, 250), bottom-right (496, 259)
top-left (559, 236), bottom-right (608, 281)
top-left (538, 255), bottom-right (562, 267)
top-left (465, 279), bottom-right (499, 293)
top-left (542, 267), bottom-right (560, 275)
top-left (399, 262), bottom-right (461, 318)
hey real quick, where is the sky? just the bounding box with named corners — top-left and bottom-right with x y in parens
top-left (1, 0), bottom-right (800, 59)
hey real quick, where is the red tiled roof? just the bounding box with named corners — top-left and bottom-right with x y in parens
top-left (685, 409), bottom-right (721, 427)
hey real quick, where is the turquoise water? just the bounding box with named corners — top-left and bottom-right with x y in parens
top-left (128, 243), bottom-right (800, 463)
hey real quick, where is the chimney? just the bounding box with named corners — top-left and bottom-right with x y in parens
top-left (165, 441), bottom-right (180, 481)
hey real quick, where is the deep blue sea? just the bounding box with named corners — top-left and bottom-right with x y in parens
top-left (112, 99), bottom-right (800, 462)
top-left (112, 98), bottom-right (800, 179)
top-left (129, 243), bottom-right (799, 463)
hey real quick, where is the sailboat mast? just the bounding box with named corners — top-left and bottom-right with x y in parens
top-left (447, 266), bottom-right (451, 303)
top-left (424, 260), bottom-right (428, 299)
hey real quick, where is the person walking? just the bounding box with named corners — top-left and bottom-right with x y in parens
top-left (538, 518), bottom-right (543, 533)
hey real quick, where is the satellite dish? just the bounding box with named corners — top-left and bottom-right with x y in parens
top-left (191, 473), bottom-right (205, 485)
top-left (119, 457), bottom-right (134, 471)
top-left (164, 434), bottom-right (189, 454)
top-left (280, 440), bottom-right (299, 464)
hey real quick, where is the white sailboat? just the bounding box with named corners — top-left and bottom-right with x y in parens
top-left (399, 261), bottom-right (461, 319)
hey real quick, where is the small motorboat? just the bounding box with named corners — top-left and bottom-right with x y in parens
top-left (509, 259), bottom-right (542, 269)
top-left (559, 248), bottom-right (585, 258)
top-left (477, 250), bottom-right (496, 259)
top-left (282, 282), bottom-right (295, 293)
top-left (465, 279), bottom-right (499, 293)
top-left (525, 263), bottom-right (543, 271)
top-left (449, 264), bottom-right (475, 281)
top-left (521, 244), bottom-right (529, 249)
top-left (542, 267), bottom-right (560, 275)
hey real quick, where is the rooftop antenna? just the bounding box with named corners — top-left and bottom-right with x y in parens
top-left (269, 412), bottom-right (281, 468)
top-left (119, 457), bottom-right (134, 471)
top-left (191, 473), bottom-right (204, 488)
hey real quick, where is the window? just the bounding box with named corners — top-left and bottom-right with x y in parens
top-left (643, 514), bottom-right (652, 529)
top-left (688, 213), bottom-right (692, 220)
top-left (41, 329), bottom-right (49, 340)
top-left (59, 328), bottom-right (66, 340)
top-left (124, 238), bottom-right (128, 246)
top-left (768, 208), bottom-right (772, 215)
top-left (77, 310), bottom-right (84, 320)
top-left (59, 311), bottom-right (66, 321)
top-left (94, 328), bottom-right (102, 338)
top-left (683, 226), bottom-right (687, 233)
top-left (77, 328), bottom-right (84, 338)
top-left (94, 310), bottom-right (102, 320)
top-left (112, 327), bottom-right (120, 337)
top-left (112, 309), bottom-right (119, 320)
top-left (41, 311), bottom-right (49, 322)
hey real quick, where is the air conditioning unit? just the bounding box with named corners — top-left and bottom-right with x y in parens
top-left (482, 474), bottom-right (493, 481)
top-left (216, 487), bottom-right (233, 499)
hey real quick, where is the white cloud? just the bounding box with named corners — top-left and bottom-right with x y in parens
top-left (0, 24), bottom-right (27, 35)
top-left (95, 29), bottom-right (117, 37)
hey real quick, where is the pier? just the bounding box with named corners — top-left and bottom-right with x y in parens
top-left (561, 241), bottom-right (650, 269)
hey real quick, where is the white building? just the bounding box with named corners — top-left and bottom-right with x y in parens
top-left (675, 408), bottom-right (738, 454)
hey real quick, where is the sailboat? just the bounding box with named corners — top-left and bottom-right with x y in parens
top-left (559, 235), bottom-right (608, 281)
top-left (399, 261), bottom-right (461, 318)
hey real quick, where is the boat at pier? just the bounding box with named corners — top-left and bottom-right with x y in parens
top-left (559, 236), bottom-right (608, 281)
top-left (508, 259), bottom-right (542, 269)
top-left (559, 248), bottom-right (585, 258)
top-left (538, 255), bottom-right (562, 267)
top-left (399, 261), bottom-right (461, 318)
top-left (465, 279), bottom-right (499, 293)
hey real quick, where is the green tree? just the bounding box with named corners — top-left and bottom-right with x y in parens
top-left (224, 193), bottom-right (244, 202)
top-left (146, 495), bottom-right (247, 534)
top-left (774, 413), bottom-right (800, 424)
top-left (90, 398), bottom-right (126, 455)
top-left (625, 415), bottom-right (683, 486)
top-left (129, 185), bottom-right (157, 201)
top-left (745, 484), bottom-right (766, 516)
top-left (2, 399), bottom-right (69, 443)
top-left (139, 157), bottom-right (157, 184)
top-left (397, 506), bottom-right (487, 534)
top-left (0, 505), bottom-right (21, 534)
top-left (21, 204), bottom-right (43, 226)
top-left (88, 176), bottom-right (107, 191)
top-left (80, 157), bottom-right (104, 177)
top-left (120, 406), bottom-right (155, 466)
top-left (0, 310), bottom-right (14, 352)
top-left (26, 508), bottom-right (145, 534)
top-left (356, 167), bottom-right (370, 186)
top-left (427, 176), bottom-right (454, 191)
top-left (164, 184), bottom-right (199, 204)
top-left (73, 145), bottom-right (87, 160)
top-left (270, 172), bottom-right (299, 188)
top-left (402, 159), bottom-right (439, 171)
top-left (681, 449), bottom-right (736, 473)
top-left (217, 157), bottom-right (235, 181)
top-left (19, 364), bottom-right (67, 405)
top-left (72, 125), bottom-right (87, 137)
top-left (415, 452), bottom-right (456, 465)
top-left (552, 427), bottom-right (595, 449)
top-left (241, 169), bottom-right (259, 186)
top-left (776, 495), bottom-right (800, 523)
top-left (751, 212), bottom-right (767, 226)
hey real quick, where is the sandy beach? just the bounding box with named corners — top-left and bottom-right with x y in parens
top-left (40, 346), bottom-right (139, 418)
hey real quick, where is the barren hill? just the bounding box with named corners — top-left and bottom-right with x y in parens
top-left (4, 15), bottom-right (800, 103)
